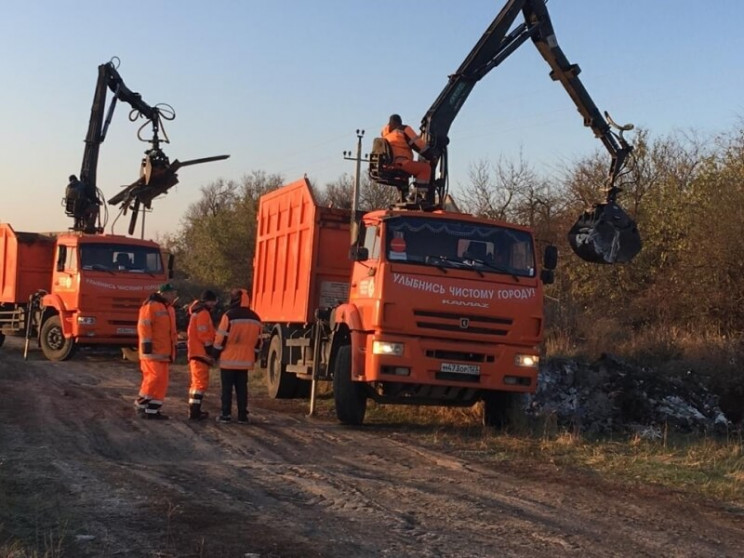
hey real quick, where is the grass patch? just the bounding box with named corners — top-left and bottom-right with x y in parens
top-left (376, 406), bottom-right (744, 506)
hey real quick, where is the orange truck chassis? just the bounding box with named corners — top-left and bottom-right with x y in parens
top-left (252, 178), bottom-right (556, 425)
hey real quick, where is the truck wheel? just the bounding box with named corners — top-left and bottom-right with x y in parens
top-left (40, 316), bottom-right (76, 361)
top-left (121, 347), bottom-right (140, 362)
top-left (333, 345), bottom-right (367, 425)
top-left (266, 334), bottom-right (297, 399)
top-left (0, 332), bottom-right (5, 349)
top-left (482, 390), bottom-right (521, 429)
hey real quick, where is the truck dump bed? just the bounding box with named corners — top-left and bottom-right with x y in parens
top-left (0, 223), bottom-right (56, 304)
top-left (252, 178), bottom-right (354, 323)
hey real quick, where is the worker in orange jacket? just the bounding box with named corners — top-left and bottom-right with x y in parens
top-left (213, 288), bottom-right (262, 424)
top-left (135, 283), bottom-right (178, 420)
top-left (186, 289), bottom-right (218, 420)
top-left (381, 114), bottom-right (434, 187)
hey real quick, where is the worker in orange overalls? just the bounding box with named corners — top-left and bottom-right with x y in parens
top-left (186, 289), bottom-right (218, 421)
top-left (213, 288), bottom-right (263, 424)
top-left (381, 114), bottom-right (435, 187)
top-left (134, 283), bottom-right (177, 420)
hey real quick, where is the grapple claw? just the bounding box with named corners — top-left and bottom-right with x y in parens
top-left (568, 202), bottom-right (641, 264)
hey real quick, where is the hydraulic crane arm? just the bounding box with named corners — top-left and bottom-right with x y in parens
top-left (422, 0), bottom-right (631, 193)
top-left (421, 0), bottom-right (531, 154)
top-left (416, 0), bottom-right (640, 263)
top-left (68, 57), bottom-right (228, 238)
top-left (79, 58), bottom-right (163, 204)
top-left (67, 57), bottom-right (169, 234)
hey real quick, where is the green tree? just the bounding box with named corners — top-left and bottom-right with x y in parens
top-left (168, 171), bottom-right (284, 292)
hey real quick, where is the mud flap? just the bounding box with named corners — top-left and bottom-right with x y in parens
top-left (568, 202), bottom-right (641, 264)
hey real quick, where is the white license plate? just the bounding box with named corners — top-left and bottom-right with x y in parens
top-left (116, 327), bottom-right (136, 335)
top-left (440, 362), bottom-right (480, 375)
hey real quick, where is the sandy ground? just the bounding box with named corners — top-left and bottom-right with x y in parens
top-left (1, 335), bottom-right (743, 558)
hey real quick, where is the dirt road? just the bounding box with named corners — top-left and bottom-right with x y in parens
top-left (1, 336), bottom-right (742, 558)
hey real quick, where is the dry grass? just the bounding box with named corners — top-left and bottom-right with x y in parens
top-left (365, 404), bottom-right (744, 505)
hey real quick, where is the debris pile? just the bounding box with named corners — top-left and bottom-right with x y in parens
top-left (526, 354), bottom-right (730, 436)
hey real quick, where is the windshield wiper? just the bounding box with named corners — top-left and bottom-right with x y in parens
top-left (424, 255), bottom-right (449, 273)
top-left (461, 258), bottom-right (485, 277)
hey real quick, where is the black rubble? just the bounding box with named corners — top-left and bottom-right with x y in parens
top-left (526, 353), bottom-right (730, 436)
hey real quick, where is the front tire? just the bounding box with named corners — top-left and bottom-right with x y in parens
top-left (0, 332), bottom-right (5, 349)
top-left (333, 345), bottom-right (367, 425)
top-left (266, 334), bottom-right (297, 399)
top-left (40, 315), bottom-right (75, 361)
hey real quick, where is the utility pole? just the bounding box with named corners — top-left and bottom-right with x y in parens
top-left (343, 129), bottom-right (369, 244)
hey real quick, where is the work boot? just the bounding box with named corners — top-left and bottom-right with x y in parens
top-left (238, 411), bottom-right (250, 424)
top-left (134, 397), bottom-right (149, 417)
top-left (188, 403), bottom-right (209, 421)
top-left (216, 415), bottom-right (231, 423)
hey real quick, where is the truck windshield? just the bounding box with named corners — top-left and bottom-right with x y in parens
top-left (80, 243), bottom-right (164, 274)
top-left (384, 216), bottom-right (536, 278)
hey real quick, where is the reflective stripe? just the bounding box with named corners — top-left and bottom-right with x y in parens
top-left (154, 310), bottom-right (168, 317)
top-left (139, 319), bottom-right (152, 325)
top-left (140, 353), bottom-right (170, 361)
top-left (188, 398), bottom-right (203, 404)
top-left (213, 344), bottom-right (224, 350)
top-left (229, 318), bottom-right (261, 326)
top-left (141, 337), bottom-right (153, 343)
top-left (197, 325), bottom-right (209, 331)
top-left (216, 328), bottom-right (228, 336)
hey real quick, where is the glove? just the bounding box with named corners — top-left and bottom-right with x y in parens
top-left (420, 146), bottom-right (438, 162)
top-left (141, 341), bottom-right (153, 355)
top-left (207, 345), bottom-right (220, 360)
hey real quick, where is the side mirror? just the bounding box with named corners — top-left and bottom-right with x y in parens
top-left (167, 253), bottom-right (175, 279)
top-left (350, 246), bottom-right (369, 261)
top-left (543, 245), bottom-right (558, 271)
top-left (540, 269), bottom-right (555, 285)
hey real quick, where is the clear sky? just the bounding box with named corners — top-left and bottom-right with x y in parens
top-left (2, 1), bottom-right (743, 240)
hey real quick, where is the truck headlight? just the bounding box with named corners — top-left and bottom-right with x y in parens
top-left (372, 341), bottom-right (405, 356)
top-left (77, 316), bottom-right (96, 325)
top-left (514, 354), bottom-right (539, 368)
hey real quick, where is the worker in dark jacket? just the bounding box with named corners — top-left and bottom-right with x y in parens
top-left (186, 289), bottom-right (218, 420)
top-left (134, 283), bottom-right (177, 420)
top-left (212, 288), bottom-right (262, 424)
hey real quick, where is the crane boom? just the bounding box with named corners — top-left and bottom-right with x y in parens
top-left (369, 0), bottom-right (641, 263)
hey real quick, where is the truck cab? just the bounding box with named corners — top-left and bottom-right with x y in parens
top-left (350, 209), bottom-right (544, 387)
top-left (40, 232), bottom-right (168, 360)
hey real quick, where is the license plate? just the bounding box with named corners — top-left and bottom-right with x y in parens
top-left (116, 327), bottom-right (136, 335)
top-left (440, 362), bottom-right (480, 375)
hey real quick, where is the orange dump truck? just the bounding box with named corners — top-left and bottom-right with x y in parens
top-left (252, 178), bottom-right (557, 425)
top-left (0, 223), bottom-right (170, 360)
